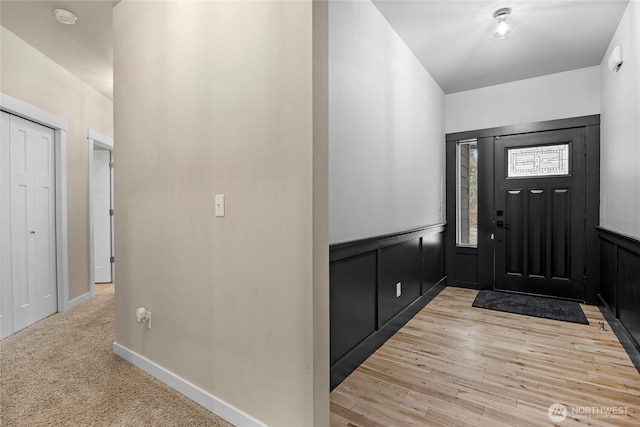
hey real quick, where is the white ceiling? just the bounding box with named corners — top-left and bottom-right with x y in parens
top-left (373, 0), bottom-right (629, 93)
top-left (1, 0), bottom-right (117, 99)
top-left (0, 0), bottom-right (630, 97)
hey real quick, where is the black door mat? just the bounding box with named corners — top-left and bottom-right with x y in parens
top-left (472, 290), bottom-right (589, 325)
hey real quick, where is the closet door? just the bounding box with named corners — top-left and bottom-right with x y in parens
top-left (1, 112), bottom-right (13, 339)
top-left (32, 116), bottom-right (57, 319)
top-left (2, 113), bottom-right (57, 335)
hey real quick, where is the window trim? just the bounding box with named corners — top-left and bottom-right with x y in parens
top-left (456, 139), bottom-right (478, 248)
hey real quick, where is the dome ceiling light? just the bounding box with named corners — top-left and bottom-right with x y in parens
top-left (488, 7), bottom-right (516, 40)
top-left (54, 9), bottom-right (77, 25)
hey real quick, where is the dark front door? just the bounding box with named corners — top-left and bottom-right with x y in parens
top-left (494, 128), bottom-right (586, 300)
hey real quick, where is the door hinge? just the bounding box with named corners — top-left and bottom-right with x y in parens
top-left (110, 256), bottom-right (115, 264)
top-left (109, 161), bottom-right (114, 169)
top-left (109, 209), bottom-right (114, 216)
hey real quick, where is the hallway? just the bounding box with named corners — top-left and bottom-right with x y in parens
top-left (330, 287), bottom-right (640, 426)
top-left (0, 286), bottom-right (231, 426)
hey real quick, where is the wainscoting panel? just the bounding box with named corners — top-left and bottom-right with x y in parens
top-left (423, 231), bottom-right (445, 294)
top-left (599, 238), bottom-right (617, 312)
top-left (330, 252), bottom-right (377, 365)
top-left (378, 238), bottom-right (421, 327)
top-left (330, 224), bottom-right (446, 390)
top-left (455, 251), bottom-right (479, 286)
top-left (598, 227), bottom-right (640, 362)
top-left (618, 247), bottom-right (640, 348)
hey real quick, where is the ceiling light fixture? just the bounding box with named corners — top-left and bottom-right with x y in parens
top-left (54, 9), bottom-right (77, 25)
top-left (488, 7), bottom-right (516, 40)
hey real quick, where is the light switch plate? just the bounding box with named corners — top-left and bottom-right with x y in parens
top-left (215, 194), bottom-right (225, 217)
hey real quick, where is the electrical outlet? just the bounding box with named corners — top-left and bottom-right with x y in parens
top-left (135, 307), bottom-right (152, 330)
top-left (396, 282), bottom-right (402, 297)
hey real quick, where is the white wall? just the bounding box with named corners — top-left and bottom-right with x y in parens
top-left (0, 26), bottom-right (113, 299)
top-left (600, 0), bottom-right (640, 239)
top-left (329, 0), bottom-right (445, 244)
top-left (113, 1), bottom-right (328, 426)
top-left (445, 66), bottom-right (601, 134)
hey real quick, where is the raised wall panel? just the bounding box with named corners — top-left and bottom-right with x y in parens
top-left (599, 239), bottom-right (617, 312)
top-left (552, 189), bottom-right (570, 278)
top-left (598, 227), bottom-right (640, 371)
top-left (527, 189), bottom-right (546, 277)
top-left (330, 225), bottom-right (446, 389)
top-left (423, 232), bottom-right (444, 293)
top-left (455, 252), bottom-right (478, 285)
top-left (378, 238), bottom-right (421, 326)
top-left (330, 252), bottom-right (376, 365)
top-left (618, 247), bottom-right (640, 350)
top-left (506, 189), bottom-right (523, 275)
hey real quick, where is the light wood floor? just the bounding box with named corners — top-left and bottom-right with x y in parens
top-left (330, 287), bottom-right (640, 426)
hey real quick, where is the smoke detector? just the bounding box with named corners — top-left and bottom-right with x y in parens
top-left (54, 9), bottom-right (77, 25)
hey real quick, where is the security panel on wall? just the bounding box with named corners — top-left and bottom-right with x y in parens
top-left (0, 112), bottom-right (57, 339)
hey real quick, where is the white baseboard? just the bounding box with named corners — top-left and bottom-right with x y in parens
top-left (64, 292), bottom-right (91, 311)
top-left (113, 342), bottom-right (267, 427)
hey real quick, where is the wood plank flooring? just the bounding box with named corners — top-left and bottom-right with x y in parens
top-left (330, 287), bottom-right (640, 426)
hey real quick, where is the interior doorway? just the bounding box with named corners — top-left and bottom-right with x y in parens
top-left (88, 129), bottom-right (113, 295)
top-left (92, 149), bottom-right (112, 283)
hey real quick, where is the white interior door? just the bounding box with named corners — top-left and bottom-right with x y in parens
top-left (1, 113), bottom-right (57, 337)
top-left (1, 112), bottom-right (13, 339)
top-left (33, 117), bottom-right (57, 319)
top-left (92, 149), bottom-right (112, 283)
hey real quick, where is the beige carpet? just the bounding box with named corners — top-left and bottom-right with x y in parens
top-left (0, 286), bottom-right (233, 427)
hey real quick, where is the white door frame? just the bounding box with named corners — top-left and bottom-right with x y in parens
top-left (0, 93), bottom-right (72, 312)
top-left (88, 129), bottom-right (114, 296)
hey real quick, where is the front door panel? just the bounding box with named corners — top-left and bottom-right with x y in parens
top-left (494, 128), bottom-right (586, 300)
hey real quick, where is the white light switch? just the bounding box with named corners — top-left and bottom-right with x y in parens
top-left (215, 194), bottom-right (225, 217)
top-left (396, 282), bottom-right (402, 297)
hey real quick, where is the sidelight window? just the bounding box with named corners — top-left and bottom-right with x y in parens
top-left (457, 140), bottom-right (478, 246)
